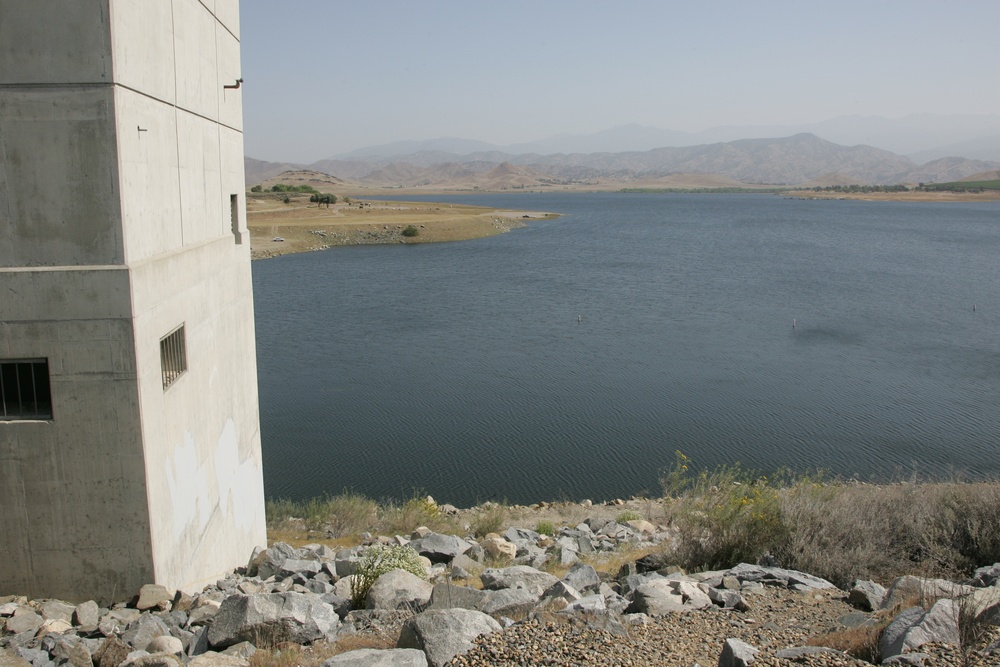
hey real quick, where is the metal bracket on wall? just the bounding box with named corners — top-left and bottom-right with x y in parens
top-left (223, 78), bottom-right (243, 90)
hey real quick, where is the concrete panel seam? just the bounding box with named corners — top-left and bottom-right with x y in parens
top-left (114, 82), bottom-right (243, 135)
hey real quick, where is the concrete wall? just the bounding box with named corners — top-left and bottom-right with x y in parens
top-left (0, 268), bottom-right (154, 601)
top-left (0, 0), bottom-right (264, 601)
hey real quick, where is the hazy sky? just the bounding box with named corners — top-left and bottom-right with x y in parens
top-left (240, 0), bottom-right (1000, 163)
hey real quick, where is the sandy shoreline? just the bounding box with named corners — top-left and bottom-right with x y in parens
top-left (248, 194), bottom-right (558, 259)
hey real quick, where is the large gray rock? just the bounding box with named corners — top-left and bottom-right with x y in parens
top-left (279, 559), bottom-right (322, 579)
top-left (707, 587), bottom-right (749, 611)
top-left (144, 637), bottom-right (184, 656)
top-left (39, 601), bottom-right (76, 623)
top-left (249, 543), bottom-right (299, 580)
top-left (0, 649), bottom-right (34, 667)
top-left (397, 609), bottom-right (501, 667)
top-left (849, 580), bottom-right (887, 611)
top-left (136, 585), bottom-right (173, 611)
top-left (882, 575), bottom-right (974, 610)
top-left (122, 614), bottom-right (171, 651)
top-left (718, 638), bottom-right (758, 667)
top-left (961, 586), bottom-right (1000, 624)
top-left (409, 534), bottom-right (471, 564)
top-left (426, 584), bottom-right (488, 611)
top-left (476, 588), bottom-right (539, 617)
top-left (629, 580), bottom-right (687, 616)
top-left (188, 653), bottom-right (249, 667)
top-left (365, 570), bottom-right (433, 611)
top-left (4, 610), bottom-right (42, 636)
top-left (480, 566), bottom-right (558, 596)
top-left (322, 648), bottom-right (427, 667)
top-left (561, 563), bottom-right (600, 595)
top-left (207, 593), bottom-right (339, 649)
top-left (972, 563), bottom-right (1000, 587)
top-left (94, 637), bottom-right (132, 667)
top-left (74, 601), bottom-right (100, 629)
top-left (880, 600), bottom-right (960, 661)
top-left (727, 563), bottom-right (835, 590)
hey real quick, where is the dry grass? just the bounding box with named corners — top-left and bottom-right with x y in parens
top-left (655, 453), bottom-right (1000, 587)
top-left (248, 637), bottom-right (395, 667)
top-left (248, 194), bottom-right (555, 259)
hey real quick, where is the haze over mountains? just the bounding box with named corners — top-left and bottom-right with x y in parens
top-left (246, 114), bottom-right (1000, 190)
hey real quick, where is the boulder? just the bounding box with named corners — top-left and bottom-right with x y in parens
top-left (561, 563), bottom-right (600, 595)
top-left (0, 649), bottom-right (33, 667)
top-left (136, 585), bottom-right (173, 612)
top-left (476, 588), bottom-right (539, 617)
top-left (882, 575), bottom-right (974, 610)
top-left (207, 593), bottom-right (339, 649)
top-left (972, 562), bottom-right (1000, 588)
top-left (480, 566), bottom-right (558, 596)
top-left (250, 543), bottom-right (299, 580)
top-left (480, 537), bottom-right (516, 562)
top-left (123, 655), bottom-right (183, 667)
top-left (279, 559), bottom-right (322, 579)
top-left (365, 570), bottom-right (433, 611)
top-left (121, 615), bottom-right (171, 650)
top-left (188, 653), bottom-right (249, 667)
top-left (718, 638), bottom-right (758, 667)
top-left (74, 601), bottom-right (100, 629)
top-left (39, 602), bottom-right (76, 624)
top-left (727, 563), bottom-right (835, 590)
top-left (879, 600), bottom-right (960, 661)
top-left (849, 580), bottom-right (887, 611)
top-left (426, 584), bottom-right (488, 612)
top-left (36, 619), bottom-right (73, 638)
top-left (94, 637), bottom-right (132, 667)
top-left (323, 649), bottom-right (427, 667)
top-left (144, 637), bottom-right (184, 656)
top-left (396, 609), bottom-right (501, 667)
top-left (706, 587), bottom-right (749, 611)
top-left (409, 534), bottom-right (471, 564)
top-left (629, 581), bottom-right (687, 616)
top-left (5, 610), bottom-right (42, 636)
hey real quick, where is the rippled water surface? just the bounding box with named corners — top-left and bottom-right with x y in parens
top-left (253, 193), bottom-right (1000, 505)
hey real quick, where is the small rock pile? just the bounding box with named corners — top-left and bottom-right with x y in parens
top-left (4, 522), bottom-right (1000, 667)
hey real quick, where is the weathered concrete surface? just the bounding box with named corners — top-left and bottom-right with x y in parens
top-left (0, 0), bottom-right (264, 602)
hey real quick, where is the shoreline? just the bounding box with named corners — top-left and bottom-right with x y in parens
top-left (247, 194), bottom-right (559, 260)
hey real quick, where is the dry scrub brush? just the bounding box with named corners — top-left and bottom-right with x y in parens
top-left (658, 452), bottom-right (1000, 587)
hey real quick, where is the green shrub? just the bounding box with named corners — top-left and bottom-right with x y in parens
top-left (535, 520), bottom-right (555, 536)
top-left (350, 544), bottom-right (426, 608)
top-left (470, 503), bottom-right (508, 538)
top-left (402, 225), bottom-right (419, 237)
top-left (616, 510), bottom-right (643, 524)
top-left (658, 452), bottom-right (789, 571)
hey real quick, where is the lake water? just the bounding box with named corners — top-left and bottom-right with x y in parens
top-left (252, 193), bottom-right (1000, 506)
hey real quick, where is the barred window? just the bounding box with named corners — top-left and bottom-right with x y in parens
top-left (160, 325), bottom-right (187, 389)
top-left (0, 359), bottom-right (53, 420)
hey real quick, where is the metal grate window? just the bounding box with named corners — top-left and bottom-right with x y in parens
top-left (160, 325), bottom-right (187, 389)
top-left (0, 359), bottom-right (53, 420)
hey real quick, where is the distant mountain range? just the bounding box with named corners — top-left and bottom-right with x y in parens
top-left (334, 114), bottom-right (1000, 161)
top-left (246, 131), bottom-right (1000, 190)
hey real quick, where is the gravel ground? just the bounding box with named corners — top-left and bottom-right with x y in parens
top-left (447, 587), bottom-right (1000, 667)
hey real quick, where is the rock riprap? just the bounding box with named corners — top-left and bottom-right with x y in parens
top-left (3, 517), bottom-right (1000, 667)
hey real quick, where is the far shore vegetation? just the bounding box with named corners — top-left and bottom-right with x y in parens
top-left (265, 454), bottom-right (1000, 591)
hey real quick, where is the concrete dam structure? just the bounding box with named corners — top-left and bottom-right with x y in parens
top-left (0, 0), bottom-right (266, 602)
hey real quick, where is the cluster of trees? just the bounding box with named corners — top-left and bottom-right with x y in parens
top-left (254, 183), bottom-right (319, 193)
top-left (249, 183), bottom-right (338, 206)
top-left (810, 184), bottom-right (909, 193)
top-left (916, 180), bottom-right (1000, 192)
